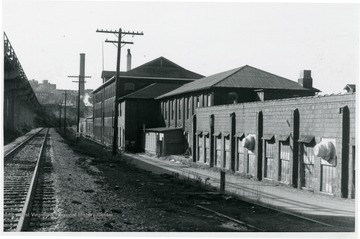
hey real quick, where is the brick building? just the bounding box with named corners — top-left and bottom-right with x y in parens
top-left (192, 93), bottom-right (355, 198)
top-left (92, 56), bottom-right (203, 144)
top-left (155, 66), bottom-right (319, 153)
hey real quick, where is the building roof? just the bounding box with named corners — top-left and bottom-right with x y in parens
top-left (157, 65), bottom-right (320, 99)
top-left (119, 83), bottom-right (183, 101)
top-left (94, 56), bottom-right (203, 94)
top-left (145, 127), bottom-right (183, 132)
top-left (101, 57), bottom-right (203, 80)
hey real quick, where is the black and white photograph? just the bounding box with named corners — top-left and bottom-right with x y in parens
top-left (1, 0), bottom-right (358, 237)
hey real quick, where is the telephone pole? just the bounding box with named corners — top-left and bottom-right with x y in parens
top-left (64, 90), bottom-right (67, 138)
top-left (96, 28), bottom-right (144, 155)
top-left (68, 53), bottom-right (91, 139)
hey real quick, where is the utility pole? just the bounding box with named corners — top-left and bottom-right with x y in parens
top-left (59, 104), bottom-right (62, 129)
top-left (96, 28), bottom-right (144, 155)
top-left (64, 90), bottom-right (67, 138)
top-left (68, 53), bottom-right (91, 140)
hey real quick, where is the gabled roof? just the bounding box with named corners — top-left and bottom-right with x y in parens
top-left (119, 83), bottom-right (183, 101)
top-left (157, 65), bottom-right (320, 99)
top-left (102, 57), bottom-right (203, 80)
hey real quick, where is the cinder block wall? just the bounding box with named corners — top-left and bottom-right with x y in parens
top-left (194, 93), bottom-right (356, 198)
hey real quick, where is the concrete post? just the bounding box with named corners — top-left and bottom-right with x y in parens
top-left (256, 111), bottom-right (263, 181)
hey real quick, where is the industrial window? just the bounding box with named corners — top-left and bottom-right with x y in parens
top-left (236, 138), bottom-right (245, 172)
top-left (198, 134), bottom-right (204, 162)
top-left (228, 92), bottom-right (238, 104)
top-left (196, 96), bottom-right (200, 108)
top-left (164, 101), bottom-right (168, 120)
top-left (279, 140), bottom-right (291, 184)
top-left (215, 135), bottom-right (222, 167)
top-left (224, 135), bottom-right (230, 169)
top-left (301, 143), bottom-right (316, 189)
top-left (178, 99), bottom-right (182, 120)
top-left (207, 94), bottom-right (212, 107)
top-left (264, 139), bottom-right (276, 180)
top-left (186, 97), bottom-right (190, 119)
top-left (171, 100), bottom-right (175, 119)
top-left (205, 134), bottom-right (210, 164)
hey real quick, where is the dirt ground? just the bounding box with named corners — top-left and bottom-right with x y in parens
top-left (45, 129), bottom-right (352, 232)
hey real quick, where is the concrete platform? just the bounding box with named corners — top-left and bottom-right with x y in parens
top-left (123, 153), bottom-right (356, 229)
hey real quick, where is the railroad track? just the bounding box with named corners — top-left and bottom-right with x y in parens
top-left (3, 128), bottom-right (56, 232)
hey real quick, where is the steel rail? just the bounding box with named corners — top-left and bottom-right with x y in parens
top-left (16, 128), bottom-right (49, 231)
top-left (4, 128), bottom-right (44, 162)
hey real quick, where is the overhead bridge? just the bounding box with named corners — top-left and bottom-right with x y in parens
top-left (4, 32), bottom-right (41, 135)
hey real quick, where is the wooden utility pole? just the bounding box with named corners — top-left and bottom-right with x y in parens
top-left (68, 53), bottom-right (91, 139)
top-left (64, 90), bottom-right (67, 137)
top-left (96, 28), bottom-right (144, 155)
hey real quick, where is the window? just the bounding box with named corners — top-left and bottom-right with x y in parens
top-left (236, 138), bottom-right (245, 172)
top-left (228, 92), bottom-right (238, 104)
top-left (198, 134), bottom-right (204, 162)
top-left (171, 100), bottom-right (175, 119)
top-left (279, 141), bottom-right (291, 183)
top-left (264, 139), bottom-right (276, 179)
top-left (301, 143), bottom-right (316, 189)
top-left (164, 101), bottom-right (168, 120)
top-left (205, 134), bottom-right (210, 164)
top-left (119, 103), bottom-right (122, 116)
top-left (224, 136), bottom-right (230, 169)
top-left (215, 135), bottom-right (222, 167)
top-left (207, 94), bottom-right (212, 107)
top-left (186, 97), bottom-right (190, 119)
top-left (178, 99), bottom-right (182, 120)
top-left (196, 96), bottom-right (200, 108)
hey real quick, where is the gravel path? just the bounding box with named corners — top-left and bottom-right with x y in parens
top-left (48, 129), bottom-right (248, 232)
top-left (50, 129), bottom-right (163, 231)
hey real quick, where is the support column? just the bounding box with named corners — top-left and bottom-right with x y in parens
top-left (256, 111), bottom-right (263, 181)
top-left (192, 114), bottom-right (197, 162)
top-left (209, 114), bottom-right (214, 167)
top-left (292, 109), bottom-right (300, 188)
top-left (230, 112), bottom-right (236, 171)
top-left (341, 106), bottom-right (350, 198)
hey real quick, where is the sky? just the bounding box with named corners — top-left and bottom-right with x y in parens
top-left (2, 0), bottom-right (359, 94)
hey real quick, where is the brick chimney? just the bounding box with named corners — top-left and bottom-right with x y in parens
top-left (127, 49), bottom-right (132, 71)
top-left (298, 70), bottom-right (313, 89)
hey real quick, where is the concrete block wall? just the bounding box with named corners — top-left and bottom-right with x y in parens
top-left (194, 93), bottom-right (356, 198)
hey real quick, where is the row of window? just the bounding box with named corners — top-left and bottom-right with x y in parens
top-left (161, 93), bottom-right (213, 121)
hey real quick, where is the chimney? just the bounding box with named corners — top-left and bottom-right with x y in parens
top-left (298, 70), bottom-right (313, 89)
top-left (127, 49), bottom-right (132, 71)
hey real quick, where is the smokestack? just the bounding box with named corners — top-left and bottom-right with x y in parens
top-left (127, 49), bottom-right (132, 71)
top-left (79, 53), bottom-right (85, 96)
top-left (298, 70), bottom-right (313, 89)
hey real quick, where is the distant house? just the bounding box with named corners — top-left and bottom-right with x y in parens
top-left (92, 56), bottom-right (204, 145)
top-left (344, 84), bottom-right (356, 93)
top-left (154, 66), bottom-right (319, 154)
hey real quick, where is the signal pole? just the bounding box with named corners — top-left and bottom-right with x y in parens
top-left (96, 28), bottom-right (144, 155)
top-left (68, 53), bottom-right (91, 139)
